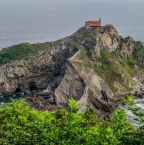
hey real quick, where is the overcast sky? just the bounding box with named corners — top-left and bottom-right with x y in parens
top-left (0, 0), bottom-right (144, 48)
top-left (0, 0), bottom-right (144, 1)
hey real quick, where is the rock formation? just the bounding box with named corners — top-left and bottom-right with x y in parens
top-left (0, 26), bottom-right (144, 119)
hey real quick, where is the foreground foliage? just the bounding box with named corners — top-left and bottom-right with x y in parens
top-left (0, 98), bottom-right (144, 145)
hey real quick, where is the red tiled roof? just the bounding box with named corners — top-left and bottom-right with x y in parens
top-left (85, 20), bottom-right (100, 23)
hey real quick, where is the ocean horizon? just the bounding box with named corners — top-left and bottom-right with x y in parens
top-left (0, 0), bottom-right (144, 48)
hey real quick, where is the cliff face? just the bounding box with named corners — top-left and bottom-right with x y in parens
top-left (0, 26), bottom-right (144, 118)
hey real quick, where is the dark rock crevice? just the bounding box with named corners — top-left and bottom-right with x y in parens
top-left (0, 42), bottom-right (80, 109)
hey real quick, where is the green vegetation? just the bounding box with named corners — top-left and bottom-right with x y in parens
top-left (72, 35), bottom-right (144, 93)
top-left (0, 42), bottom-right (52, 65)
top-left (0, 98), bottom-right (144, 145)
top-left (80, 50), bottom-right (137, 92)
top-left (75, 31), bottom-right (144, 92)
top-left (133, 49), bottom-right (144, 60)
top-left (96, 50), bottom-right (136, 92)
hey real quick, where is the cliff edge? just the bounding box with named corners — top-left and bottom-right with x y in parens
top-left (0, 26), bottom-right (144, 119)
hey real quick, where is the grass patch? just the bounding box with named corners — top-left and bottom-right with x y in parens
top-left (0, 42), bottom-right (52, 65)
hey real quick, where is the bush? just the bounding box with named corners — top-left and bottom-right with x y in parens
top-left (0, 98), bottom-right (143, 145)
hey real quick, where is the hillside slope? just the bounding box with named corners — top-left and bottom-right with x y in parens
top-left (0, 26), bottom-right (144, 118)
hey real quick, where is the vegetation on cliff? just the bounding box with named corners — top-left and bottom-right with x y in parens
top-left (0, 26), bottom-right (143, 145)
top-left (0, 42), bottom-right (52, 65)
top-left (0, 98), bottom-right (144, 145)
top-left (0, 27), bottom-right (143, 96)
top-left (75, 30), bottom-right (144, 93)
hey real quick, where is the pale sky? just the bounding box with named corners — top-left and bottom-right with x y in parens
top-left (0, 0), bottom-right (144, 48)
top-left (0, 0), bottom-right (144, 1)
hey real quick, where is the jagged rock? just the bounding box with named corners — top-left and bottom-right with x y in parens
top-left (55, 63), bottom-right (86, 107)
top-left (0, 43), bottom-right (78, 96)
top-left (82, 27), bottom-right (119, 59)
top-left (0, 26), bottom-right (143, 119)
top-left (117, 37), bottom-right (135, 58)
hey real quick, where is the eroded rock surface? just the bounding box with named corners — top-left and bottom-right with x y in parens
top-left (0, 26), bottom-right (144, 119)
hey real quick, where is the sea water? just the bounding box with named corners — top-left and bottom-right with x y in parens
top-left (0, 0), bottom-right (144, 48)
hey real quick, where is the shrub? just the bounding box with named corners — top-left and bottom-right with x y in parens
top-left (0, 98), bottom-right (143, 145)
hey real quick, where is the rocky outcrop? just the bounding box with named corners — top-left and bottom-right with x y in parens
top-left (0, 42), bottom-right (78, 97)
top-left (82, 26), bottom-right (119, 59)
top-left (68, 49), bottom-right (115, 115)
top-left (117, 37), bottom-right (135, 58)
top-left (0, 26), bottom-right (144, 119)
top-left (55, 63), bottom-right (86, 107)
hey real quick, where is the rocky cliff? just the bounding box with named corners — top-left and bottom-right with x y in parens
top-left (0, 26), bottom-right (144, 119)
